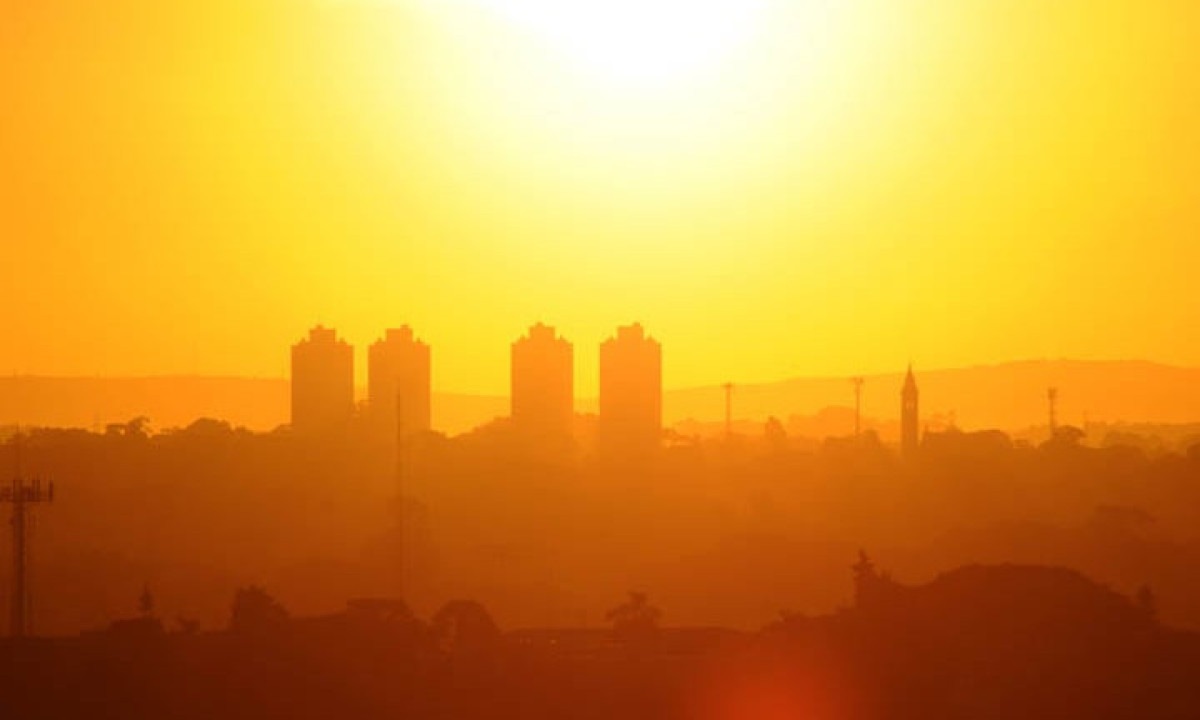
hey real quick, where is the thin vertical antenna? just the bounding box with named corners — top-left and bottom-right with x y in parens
top-left (1048, 387), bottom-right (1059, 438)
top-left (723, 382), bottom-right (733, 440)
top-left (395, 387), bottom-right (405, 600)
top-left (851, 377), bottom-right (865, 437)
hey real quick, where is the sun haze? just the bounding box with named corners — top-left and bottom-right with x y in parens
top-left (465, 0), bottom-right (768, 87)
top-left (1, 0), bottom-right (1198, 395)
top-left (8, 4), bottom-right (1200, 717)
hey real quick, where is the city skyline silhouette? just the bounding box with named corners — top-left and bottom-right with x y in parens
top-left (4, 1), bottom-right (1200, 717)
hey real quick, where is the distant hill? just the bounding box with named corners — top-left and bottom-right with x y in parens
top-left (1, 359), bottom-right (1197, 435)
top-left (0, 377), bottom-right (505, 436)
top-left (667, 359), bottom-right (1200, 434)
top-left (0, 376), bottom-right (289, 433)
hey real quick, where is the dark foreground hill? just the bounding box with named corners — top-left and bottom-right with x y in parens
top-left (762, 561), bottom-right (1200, 719)
top-left (2, 562), bottom-right (1197, 720)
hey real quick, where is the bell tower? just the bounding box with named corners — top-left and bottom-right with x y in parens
top-left (901, 365), bottom-right (920, 460)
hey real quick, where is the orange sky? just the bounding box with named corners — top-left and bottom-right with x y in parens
top-left (1, 0), bottom-right (1197, 395)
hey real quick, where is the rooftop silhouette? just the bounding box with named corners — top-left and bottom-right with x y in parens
top-left (291, 326), bottom-right (354, 435)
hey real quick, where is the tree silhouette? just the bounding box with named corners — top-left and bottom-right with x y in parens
top-left (431, 600), bottom-right (499, 655)
top-left (606, 591), bottom-right (662, 644)
top-left (230, 585), bottom-right (289, 635)
top-left (1050, 425), bottom-right (1086, 448)
top-left (853, 550), bottom-right (898, 609)
top-left (764, 416), bottom-right (788, 451)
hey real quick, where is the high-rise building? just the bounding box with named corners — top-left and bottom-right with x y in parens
top-left (368, 326), bottom-right (431, 437)
top-left (290, 325), bottom-right (354, 434)
top-left (511, 323), bottom-right (573, 443)
top-left (901, 365), bottom-right (920, 459)
top-left (599, 323), bottom-right (662, 460)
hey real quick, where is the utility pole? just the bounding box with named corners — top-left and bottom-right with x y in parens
top-left (851, 377), bottom-right (865, 437)
top-left (395, 390), bottom-right (406, 600)
top-left (1047, 387), bottom-right (1059, 438)
top-left (2, 433), bottom-right (55, 639)
top-left (723, 382), bottom-right (734, 440)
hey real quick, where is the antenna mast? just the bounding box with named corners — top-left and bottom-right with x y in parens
top-left (723, 382), bottom-right (734, 440)
top-left (851, 377), bottom-right (865, 437)
top-left (395, 389), bottom-right (406, 599)
top-left (2, 431), bottom-right (56, 638)
top-left (1047, 387), bottom-right (1059, 438)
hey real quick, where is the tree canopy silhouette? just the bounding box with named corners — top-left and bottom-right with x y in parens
top-left (230, 585), bottom-right (289, 635)
top-left (606, 591), bottom-right (662, 644)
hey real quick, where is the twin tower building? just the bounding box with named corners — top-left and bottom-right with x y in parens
top-left (290, 323), bottom-right (663, 457)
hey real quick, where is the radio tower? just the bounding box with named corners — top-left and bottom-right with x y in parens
top-left (2, 433), bottom-right (55, 638)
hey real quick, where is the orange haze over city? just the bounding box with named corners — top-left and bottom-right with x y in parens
top-left (4, 3), bottom-right (1200, 719)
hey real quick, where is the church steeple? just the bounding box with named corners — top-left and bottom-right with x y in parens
top-left (901, 365), bottom-right (920, 461)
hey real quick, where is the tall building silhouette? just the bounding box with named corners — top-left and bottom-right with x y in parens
top-left (290, 325), bottom-right (354, 434)
top-left (511, 323), bottom-right (573, 444)
top-left (902, 365), bottom-right (920, 459)
top-left (599, 323), bottom-right (662, 460)
top-left (368, 326), bottom-right (431, 437)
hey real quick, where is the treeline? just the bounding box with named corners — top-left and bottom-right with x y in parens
top-left (3, 419), bottom-right (1200, 635)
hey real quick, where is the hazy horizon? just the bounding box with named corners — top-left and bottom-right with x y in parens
top-left (4, 357), bottom-right (1200, 435)
top-left (5, 354), bottom-right (1197, 387)
top-left (4, 2), bottom-right (1199, 717)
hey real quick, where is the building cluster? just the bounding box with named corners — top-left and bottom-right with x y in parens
top-left (289, 322), bottom-right (664, 457)
top-left (291, 322), bottom-right (924, 456)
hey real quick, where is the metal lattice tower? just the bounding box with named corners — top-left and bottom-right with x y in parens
top-left (2, 435), bottom-right (55, 638)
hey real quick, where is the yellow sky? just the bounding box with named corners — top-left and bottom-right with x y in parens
top-left (1, 0), bottom-right (1197, 395)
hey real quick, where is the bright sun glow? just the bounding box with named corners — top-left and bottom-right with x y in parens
top-left (418, 0), bottom-right (880, 268)
top-left (471, 0), bottom-right (768, 87)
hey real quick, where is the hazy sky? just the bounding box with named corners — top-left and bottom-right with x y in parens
top-left (2, 0), bottom-right (1197, 394)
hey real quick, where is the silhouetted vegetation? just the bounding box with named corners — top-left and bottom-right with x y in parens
top-left (2, 558), bottom-right (1198, 718)
top-left (5, 419), bottom-right (1200, 636)
top-left (607, 591), bottom-right (662, 646)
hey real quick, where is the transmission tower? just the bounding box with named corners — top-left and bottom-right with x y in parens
top-left (2, 435), bottom-right (55, 638)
